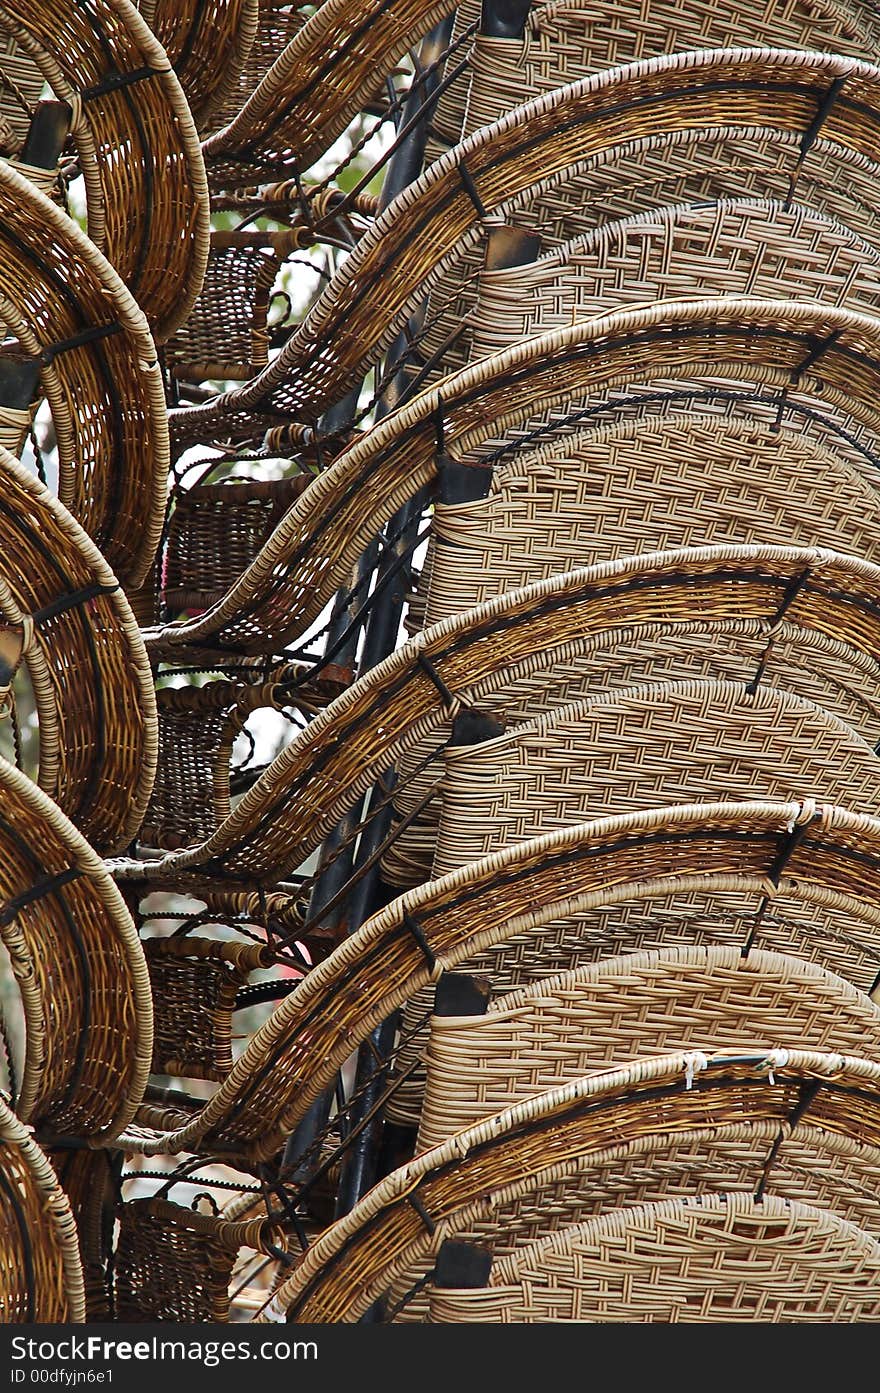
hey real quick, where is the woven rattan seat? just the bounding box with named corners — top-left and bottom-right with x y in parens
top-left (430, 680), bottom-right (880, 878)
top-left (157, 297), bottom-right (880, 658)
top-left (426, 1194), bottom-right (880, 1323)
top-left (0, 160), bottom-right (168, 588)
top-left (145, 934), bottom-right (277, 1081)
top-left (164, 231), bottom-right (301, 384)
top-left (162, 473), bottom-right (311, 619)
top-left (175, 47), bottom-right (880, 438)
top-left (0, 754), bottom-right (151, 1141)
top-left (115, 800), bottom-right (880, 1163)
top-left (0, 0), bottom-right (209, 341)
top-left (0, 446), bottom-right (157, 850)
top-left (418, 947), bottom-right (880, 1151)
top-left (113, 545), bottom-right (880, 894)
top-left (0, 1095), bottom-right (84, 1322)
top-left (420, 403), bottom-right (880, 633)
top-left (433, 0), bottom-right (880, 160)
top-left (140, 0), bottom-right (259, 131)
top-left (114, 1197), bottom-right (274, 1322)
top-left (140, 663), bottom-right (338, 853)
top-left (265, 1050), bottom-right (880, 1321)
top-left (470, 199), bottom-right (880, 360)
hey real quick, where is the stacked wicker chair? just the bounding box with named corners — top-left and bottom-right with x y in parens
top-left (8, 0), bottom-right (880, 1329)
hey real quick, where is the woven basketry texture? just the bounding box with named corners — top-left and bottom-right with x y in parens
top-left (0, 0), bottom-right (209, 340)
top-left (418, 946), bottom-right (880, 1149)
top-left (426, 1193), bottom-right (880, 1322)
top-left (0, 446), bottom-right (157, 850)
top-left (0, 755), bottom-right (151, 1140)
top-left (0, 1095), bottom-right (84, 1322)
top-left (267, 1050), bottom-right (880, 1321)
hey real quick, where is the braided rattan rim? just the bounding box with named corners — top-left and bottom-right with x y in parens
top-left (157, 297), bottom-right (880, 654)
top-left (115, 798), bottom-right (880, 1162)
top-left (0, 1092), bottom-right (85, 1322)
top-left (0, 444), bottom-right (157, 848)
top-left (266, 1048), bottom-right (880, 1320)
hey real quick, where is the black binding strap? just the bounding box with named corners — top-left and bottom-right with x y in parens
top-left (791, 330), bottom-right (843, 381)
top-left (406, 1190), bottom-right (436, 1234)
top-left (457, 159), bottom-right (490, 220)
top-left (416, 651), bottom-right (457, 708)
top-left (32, 582), bottom-right (119, 625)
top-left (799, 76), bottom-right (848, 160)
top-left (81, 66), bottom-right (161, 101)
top-left (401, 912), bottom-right (437, 972)
top-left (41, 323), bottom-right (123, 365)
top-left (765, 816), bottom-right (817, 888)
top-left (0, 867), bottom-right (82, 926)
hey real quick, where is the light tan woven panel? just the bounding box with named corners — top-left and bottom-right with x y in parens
top-left (420, 130), bottom-right (880, 377)
top-left (0, 1096), bottom-right (84, 1322)
top-left (423, 414), bottom-right (880, 632)
top-left (469, 199), bottom-right (880, 362)
top-left (271, 1051), bottom-right (880, 1321)
top-left (417, 947), bottom-right (880, 1150)
top-left (427, 1194), bottom-right (880, 1322)
top-left (386, 681), bottom-right (880, 1123)
top-left (433, 681), bottom-right (880, 877)
top-left (383, 628), bottom-right (880, 890)
top-left (390, 1122), bottom-right (880, 1320)
top-left (462, 0), bottom-right (880, 141)
top-left (115, 801), bottom-right (880, 1165)
top-left (388, 886), bottom-right (880, 1131)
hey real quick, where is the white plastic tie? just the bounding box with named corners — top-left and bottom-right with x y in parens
top-left (683, 1051), bottom-right (709, 1090)
top-left (766, 1048), bottom-right (790, 1085)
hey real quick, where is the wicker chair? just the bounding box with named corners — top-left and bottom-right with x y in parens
top-left (113, 799), bottom-right (880, 1164)
top-left (0, 754), bottom-right (151, 1141)
top-left (0, 446), bottom-right (157, 851)
top-left (0, 160), bottom-right (168, 589)
top-left (164, 230), bottom-right (303, 385)
top-left (469, 198), bottom-right (880, 362)
top-left (0, 1095), bottom-right (85, 1322)
top-left (145, 934), bottom-right (280, 1081)
top-left (112, 544), bottom-right (880, 895)
top-left (156, 296), bottom-right (880, 658)
top-left (264, 1050), bottom-right (880, 1321)
top-left (201, 0), bottom-right (452, 190)
top-left (114, 1196), bottom-right (276, 1322)
top-left (0, 0), bottom-right (209, 341)
top-left (425, 1194), bottom-right (880, 1322)
top-left (161, 472), bottom-right (311, 620)
top-left (431, 0), bottom-right (880, 163)
top-left (175, 46), bottom-right (880, 438)
top-left (139, 0), bottom-right (259, 131)
top-left (393, 1121), bottom-right (880, 1321)
top-left (418, 947), bottom-right (880, 1151)
top-left (429, 680), bottom-right (880, 879)
top-left (140, 663), bottom-right (340, 853)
